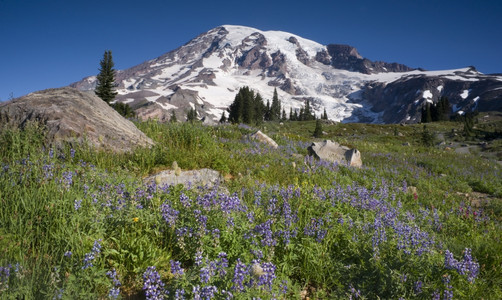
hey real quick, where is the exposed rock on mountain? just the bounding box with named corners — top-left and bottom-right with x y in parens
top-left (71, 25), bottom-right (502, 124)
top-left (0, 87), bottom-right (154, 152)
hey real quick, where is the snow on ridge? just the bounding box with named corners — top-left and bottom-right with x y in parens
top-left (220, 25), bottom-right (325, 57)
top-left (423, 90), bottom-right (433, 100)
top-left (460, 89), bottom-right (470, 99)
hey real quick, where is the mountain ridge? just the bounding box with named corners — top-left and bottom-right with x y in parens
top-left (71, 25), bottom-right (502, 123)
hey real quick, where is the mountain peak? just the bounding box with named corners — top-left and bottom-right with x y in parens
top-left (70, 25), bottom-right (502, 124)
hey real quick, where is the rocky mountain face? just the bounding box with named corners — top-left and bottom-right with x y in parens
top-left (71, 25), bottom-right (502, 124)
top-left (0, 87), bottom-right (154, 152)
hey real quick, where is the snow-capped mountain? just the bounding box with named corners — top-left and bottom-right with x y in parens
top-left (71, 25), bottom-right (502, 123)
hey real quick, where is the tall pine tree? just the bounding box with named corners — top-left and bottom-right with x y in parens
top-left (270, 88), bottom-right (281, 121)
top-left (95, 50), bottom-right (118, 104)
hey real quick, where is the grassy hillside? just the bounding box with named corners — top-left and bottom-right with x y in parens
top-left (0, 118), bottom-right (501, 299)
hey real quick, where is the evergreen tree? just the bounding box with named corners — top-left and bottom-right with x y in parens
top-left (293, 109), bottom-right (298, 121)
top-left (186, 107), bottom-right (197, 122)
top-left (264, 100), bottom-right (271, 121)
top-left (219, 111), bottom-right (227, 123)
top-left (253, 93), bottom-right (265, 125)
top-left (270, 88), bottom-right (281, 121)
top-left (95, 50), bottom-right (118, 104)
top-left (282, 108), bottom-right (287, 121)
top-left (241, 87), bottom-right (255, 124)
top-left (421, 125), bottom-right (435, 146)
top-left (299, 107), bottom-right (304, 121)
top-left (313, 119), bottom-right (323, 138)
top-left (228, 91), bottom-right (244, 123)
top-left (111, 102), bottom-right (135, 118)
top-left (322, 108), bottom-right (328, 120)
top-left (289, 107), bottom-right (294, 121)
top-left (421, 103), bottom-right (432, 123)
top-left (170, 110), bottom-right (177, 123)
top-left (228, 87), bottom-right (266, 125)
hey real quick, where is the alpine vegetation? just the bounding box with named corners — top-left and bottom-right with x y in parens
top-left (0, 119), bottom-right (501, 299)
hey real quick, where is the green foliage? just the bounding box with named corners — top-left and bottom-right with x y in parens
top-left (269, 88), bottom-right (281, 121)
top-left (0, 119), bottom-right (501, 299)
top-left (421, 125), bottom-right (436, 146)
top-left (313, 119), bottom-right (323, 138)
top-left (95, 50), bottom-right (118, 104)
top-left (112, 101), bottom-right (135, 118)
top-left (170, 110), bottom-right (178, 123)
top-left (219, 111), bottom-right (227, 123)
top-left (186, 107), bottom-right (197, 122)
top-left (421, 97), bottom-right (451, 123)
top-left (228, 86), bottom-right (265, 125)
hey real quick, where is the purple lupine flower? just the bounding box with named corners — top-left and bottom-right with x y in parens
top-left (174, 289), bottom-right (185, 300)
top-left (160, 201), bottom-right (179, 227)
top-left (414, 280), bottom-right (422, 295)
top-left (106, 268), bottom-right (121, 299)
top-left (195, 250), bottom-right (204, 267)
top-left (349, 284), bottom-right (361, 299)
top-left (232, 259), bottom-right (249, 292)
top-left (444, 250), bottom-right (458, 270)
top-left (457, 248), bottom-right (480, 283)
top-left (170, 260), bottom-right (184, 276)
top-left (246, 212), bottom-right (255, 223)
top-left (200, 267), bottom-right (212, 283)
top-left (442, 274), bottom-right (453, 300)
top-left (143, 266), bottom-right (166, 300)
top-left (82, 239), bottom-right (102, 269)
top-left (74, 199), bottom-right (82, 211)
top-left (60, 171), bottom-right (74, 187)
top-left (253, 219), bottom-right (277, 247)
top-left (64, 251), bottom-right (72, 258)
top-left (212, 229), bottom-right (220, 239)
top-left (70, 148), bottom-right (76, 159)
top-left (201, 285), bottom-right (218, 299)
top-left (0, 265), bottom-right (11, 290)
top-left (215, 252), bottom-right (229, 277)
top-left (256, 262), bottom-right (276, 291)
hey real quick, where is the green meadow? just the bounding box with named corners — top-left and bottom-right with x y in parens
top-left (0, 118), bottom-right (501, 299)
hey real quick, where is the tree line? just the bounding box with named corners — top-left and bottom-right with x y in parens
top-left (225, 86), bottom-right (328, 125)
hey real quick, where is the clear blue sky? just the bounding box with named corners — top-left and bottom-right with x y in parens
top-left (1, 0), bottom-right (501, 101)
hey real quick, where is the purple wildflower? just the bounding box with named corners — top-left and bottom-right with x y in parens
top-left (74, 199), bottom-right (82, 211)
top-left (82, 239), bottom-right (101, 269)
top-left (143, 266), bottom-right (166, 300)
top-left (160, 201), bottom-right (179, 227)
top-left (106, 268), bottom-right (121, 299)
top-left (170, 260), bottom-right (184, 276)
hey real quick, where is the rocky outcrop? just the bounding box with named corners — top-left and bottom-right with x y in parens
top-left (325, 44), bottom-right (414, 74)
top-left (248, 130), bottom-right (279, 149)
top-left (0, 87), bottom-right (154, 152)
top-left (144, 168), bottom-right (222, 189)
top-left (308, 140), bottom-right (362, 167)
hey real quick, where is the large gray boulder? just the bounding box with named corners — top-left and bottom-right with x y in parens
top-left (308, 140), bottom-right (362, 168)
top-left (0, 87), bottom-right (154, 152)
top-left (144, 168), bottom-right (222, 189)
top-left (248, 130), bottom-right (278, 149)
